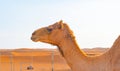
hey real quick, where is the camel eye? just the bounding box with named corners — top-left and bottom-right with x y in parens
top-left (46, 28), bottom-right (53, 33)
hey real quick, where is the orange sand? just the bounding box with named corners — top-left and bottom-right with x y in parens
top-left (0, 49), bottom-right (70, 71)
top-left (0, 48), bottom-right (108, 71)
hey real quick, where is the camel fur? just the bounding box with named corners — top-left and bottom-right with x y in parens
top-left (31, 20), bottom-right (120, 71)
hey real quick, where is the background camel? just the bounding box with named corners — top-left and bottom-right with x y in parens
top-left (31, 20), bottom-right (120, 71)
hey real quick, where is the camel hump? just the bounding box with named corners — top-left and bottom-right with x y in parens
top-left (107, 35), bottom-right (120, 58)
top-left (111, 35), bottom-right (120, 50)
top-left (109, 35), bottom-right (120, 68)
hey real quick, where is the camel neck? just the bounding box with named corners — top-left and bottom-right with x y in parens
top-left (58, 37), bottom-right (87, 68)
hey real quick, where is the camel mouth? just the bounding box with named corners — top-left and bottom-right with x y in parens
top-left (31, 37), bottom-right (38, 42)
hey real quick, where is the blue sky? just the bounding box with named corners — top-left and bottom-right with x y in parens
top-left (0, 0), bottom-right (120, 49)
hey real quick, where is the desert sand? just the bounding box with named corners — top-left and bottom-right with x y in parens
top-left (0, 48), bottom-right (108, 71)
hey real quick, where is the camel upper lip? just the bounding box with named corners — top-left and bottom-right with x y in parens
top-left (31, 37), bottom-right (37, 41)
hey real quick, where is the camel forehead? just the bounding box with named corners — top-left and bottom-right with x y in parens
top-left (34, 24), bottom-right (57, 34)
top-left (34, 21), bottom-right (66, 34)
top-left (47, 22), bottom-right (60, 29)
top-left (35, 27), bottom-right (48, 34)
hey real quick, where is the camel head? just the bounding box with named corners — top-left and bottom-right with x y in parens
top-left (31, 20), bottom-right (74, 45)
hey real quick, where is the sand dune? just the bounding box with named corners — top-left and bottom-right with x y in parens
top-left (0, 48), bottom-right (108, 71)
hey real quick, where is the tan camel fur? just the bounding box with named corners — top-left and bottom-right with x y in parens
top-left (31, 20), bottom-right (120, 71)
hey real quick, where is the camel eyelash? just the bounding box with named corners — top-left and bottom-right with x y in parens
top-left (46, 28), bottom-right (53, 32)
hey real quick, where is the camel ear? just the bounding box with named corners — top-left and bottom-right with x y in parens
top-left (57, 20), bottom-right (64, 29)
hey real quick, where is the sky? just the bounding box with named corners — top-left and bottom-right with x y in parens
top-left (0, 0), bottom-right (120, 49)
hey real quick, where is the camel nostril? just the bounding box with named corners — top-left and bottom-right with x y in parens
top-left (31, 37), bottom-right (35, 40)
top-left (32, 32), bottom-right (36, 35)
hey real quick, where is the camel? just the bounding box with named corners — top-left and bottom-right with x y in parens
top-left (31, 20), bottom-right (120, 71)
